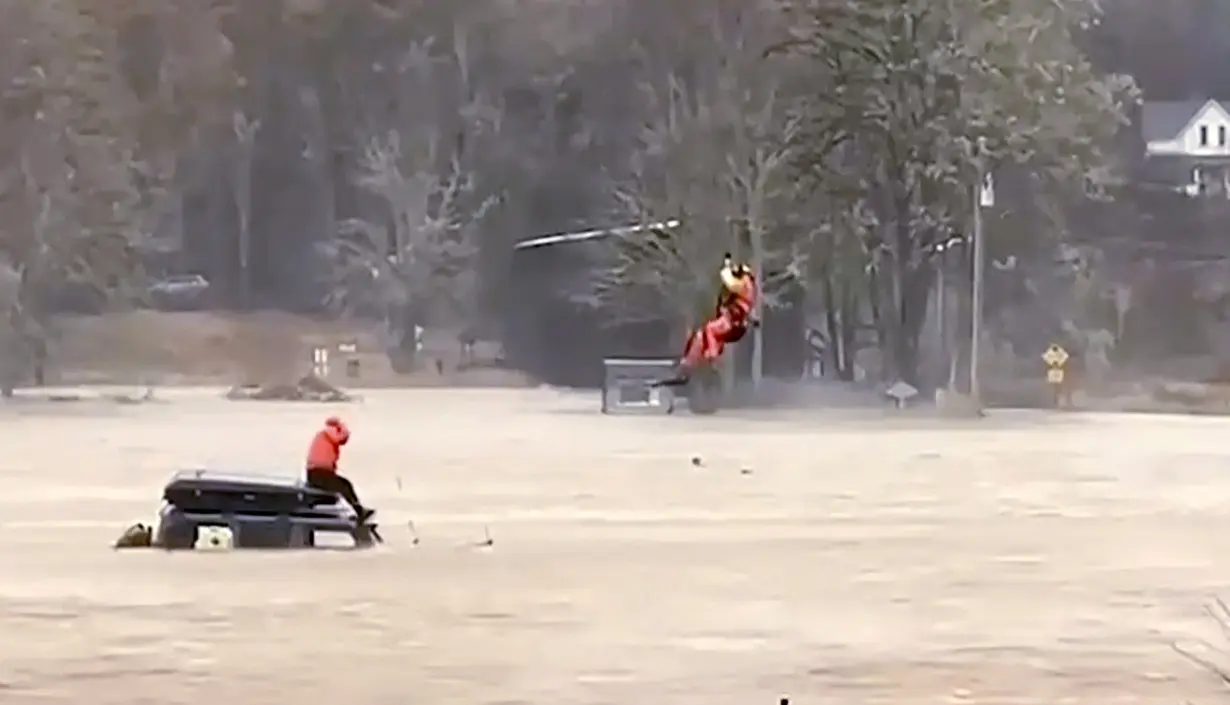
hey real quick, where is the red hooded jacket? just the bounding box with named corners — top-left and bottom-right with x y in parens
top-left (306, 417), bottom-right (350, 472)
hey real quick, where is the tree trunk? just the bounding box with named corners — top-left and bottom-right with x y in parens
top-left (749, 226), bottom-right (764, 392)
top-left (868, 265), bottom-right (883, 375)
top-left (821, 264), bottom-right (840, 379)
top-left (0, 317), bottom-right (15, 398)
top-left (896, 263), bottom-right (935, 387)
top-left (237, 201), bottom-right (250, 307)
top-left (820, 262), bottom-right (857, 381)
top-left (234, 136), bottom-right (255, 309)
top-left (950, 250), bottom-right (975, 393)
top-left (887, 187), bottom-right (915, 384)
top-left (838, 285), bottom-right (858, 381)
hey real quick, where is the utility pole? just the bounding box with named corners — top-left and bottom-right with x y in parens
top-left (969, 141), bottom-right (991, 406)
top-left (749, 224), bottom-right (764, 393)
top-left (935, 242), bottom-right (947, 387)
top-left (933, 235), bottom-right (965, 391)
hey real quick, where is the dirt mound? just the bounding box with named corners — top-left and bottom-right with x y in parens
top-left (226, 374), bottom-right (355, 402)
top-left (1144, 381), bottom-right (1230, 412)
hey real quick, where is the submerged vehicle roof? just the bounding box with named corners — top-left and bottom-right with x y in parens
top-left (165, 469), bottom-right (315, 492)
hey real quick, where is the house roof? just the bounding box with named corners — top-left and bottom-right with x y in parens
top-left (1142, 100), bottom-right (1230, 142)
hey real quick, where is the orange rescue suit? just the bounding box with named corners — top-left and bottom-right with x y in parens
top-left (680, 258), bottom-right (758, 369)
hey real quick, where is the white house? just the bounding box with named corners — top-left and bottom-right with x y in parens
top-left (1141, 99), bottom-right (1230, 196)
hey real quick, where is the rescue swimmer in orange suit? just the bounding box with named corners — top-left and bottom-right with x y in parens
top-left (658, 253), bottom-right (759, 387)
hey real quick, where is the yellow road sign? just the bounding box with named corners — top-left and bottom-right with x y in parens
top-left (1047, 368), bottom-right (1065, 384)
top-left (1042, 344), bottom-right (1069, 367)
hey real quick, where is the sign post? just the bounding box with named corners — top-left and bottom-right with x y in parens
top-left (1042, 343), bottom-right (1070, 408)
top-left (970, 158), bottom-right (993, 408)
top-left (312, 347), bottom-right (329, 378)
top-left (884, 380), bottom-right (918, 409)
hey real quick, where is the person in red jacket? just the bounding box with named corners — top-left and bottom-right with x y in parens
top-left (305, 416), bottom-right (371, 521)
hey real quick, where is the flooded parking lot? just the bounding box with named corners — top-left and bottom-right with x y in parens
top-left (0, 390), bottom-right (1227, 704)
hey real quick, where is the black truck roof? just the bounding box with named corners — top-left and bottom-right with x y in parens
top-left (164, 469), bottom-right (333, 498)
top-left (162, 469), bottom-right (340, 513)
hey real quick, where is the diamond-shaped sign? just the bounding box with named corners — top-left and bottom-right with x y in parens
top-left (884, 380), bottom-right (918, 408)
top-left (1042, 344), bottom-right (1069, 367)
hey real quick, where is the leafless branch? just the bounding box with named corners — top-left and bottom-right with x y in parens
top-left (1174, 598), bottom-right (1230, 687)
top-left (322, 124), bottom-right (496, 323)
top-left (590, 14), bottom-right (796, 330)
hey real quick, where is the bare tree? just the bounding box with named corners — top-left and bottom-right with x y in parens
top-left (1173, 597), bottom-right (1230, 687)
top-left (325, 129), bottom-right (494, 323)
top-left (789, 183), bottom-right (880, 381)
top-left (320, 24), bottom-right (501, 335)
top-left (590, 4), bottom-right (795, 387)
top-left (0, 1), bottom-right (162, 392)
top-left (775, 0), bottom-right (1134, 386)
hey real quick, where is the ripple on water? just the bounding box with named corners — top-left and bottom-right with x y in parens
top-left (673, 633), bottom-right (773, 653)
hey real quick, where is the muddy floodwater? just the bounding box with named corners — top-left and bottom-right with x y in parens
top-left (1, 389), bottom-right (1229, 704)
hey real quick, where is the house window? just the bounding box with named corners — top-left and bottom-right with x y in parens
top-left (1220, 125), bottom-right (1226, 146)
top-left (1201, 125), bottom-right (1210, 146)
